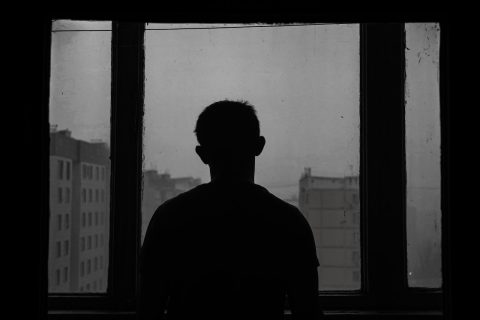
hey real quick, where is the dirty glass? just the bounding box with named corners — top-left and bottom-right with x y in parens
top-left (405, 23), bottom-right (442, 288)
top-left (48, 20), bottom-right (111, 293)
top-left (142, 23), bottom-right (360, 291)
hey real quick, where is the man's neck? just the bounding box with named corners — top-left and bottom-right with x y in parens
top-left (209, 162), bottom-right (255, 184)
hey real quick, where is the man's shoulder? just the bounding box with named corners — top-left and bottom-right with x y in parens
top-left (153, 183), bottom-right (209, 214)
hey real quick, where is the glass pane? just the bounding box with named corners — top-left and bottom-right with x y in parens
top-left (143, 23), bottom-right (360, 291)
top-left (405, 23), bottom-right (442, 288)
top-left (49, 20), bottom-right (111, 293)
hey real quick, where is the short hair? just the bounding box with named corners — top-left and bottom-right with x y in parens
top-left (194, 100), bottom-right (260, 149)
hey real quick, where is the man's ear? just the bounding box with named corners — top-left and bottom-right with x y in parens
top-left (254, 136), bottom-right (266, 156)
top-left (195, 145), bottom-right (209, 164)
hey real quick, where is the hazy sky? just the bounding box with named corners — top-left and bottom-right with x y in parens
top-left (49, 22), bottom-right (360, 199)
top-left (144, 23), bottom-right (359, 198)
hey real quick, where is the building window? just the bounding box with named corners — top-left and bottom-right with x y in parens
top-left (93, 280), bottom-right (97, 291)
top-left (101, 167), bottom-right (105, 181)
top-left (82, 188), bottom-right (86, 203)
top-left (353, 270), bottom-right (360, 283)
top-left (66, 161), bottom-right (71, 180)
top-left (96, 166), bottom-right (99, 180)
top-left (82, 212), bottom-right (86, 228)
top-left (95, 234), bottom-right (98, 248)
top-left (87, 259), bottom-right (91, 274)
top-left (63, 266), bottom-right (68, 283)
top-left (101, 211), bottom-right (105, 225)
top-left (101, 189), bottom-right (105, 202)
top-left (100, 234), bottom-right (104, 247)
top-left (58, 160), bottom-right (63, 180)
top-left (58, 187), bottom-right (62, 204)
top-left (56, 241), bottom-right (61, 258)
top-left (88, 236), bottom-right (92, 250)
top-left (95, 212), bottom-right (99, 226)
top-left (64, 240), bottom-right (69, 256)
top-left (80, 261), bottom-right (85, 277)
top-left (82, 164), bottom-right (87, 179)
top-left (89, 189), bottom-right (92, 203)
top-left (95, 189), bottom-right (99, 202)
top-left (100, 256), bottom-right (104, 269)
top-left (55, 269), bottom-right (61, 286)
top-left (94, 256), bottom-right (98, 271)
top-left (81, 237), bottom-right (85, 252)
top-left (57, 214), bottom-right (62, 231)
top-left (65, 213), bottom-right (70, 229)
top-left (65, 187), bottom-right (70, 203)
top-left (86, 283), bottom-right (90, 291)
top-left (88, 212), bottom-right (92, 226)
top-left (352, 251), bottom-right (360, 267)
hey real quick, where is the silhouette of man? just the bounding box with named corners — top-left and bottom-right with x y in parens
top-left (139, 100), bottom-right (321, 320)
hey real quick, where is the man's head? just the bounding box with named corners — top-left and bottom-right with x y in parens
top-left (194, 100), bottom-right (265, 168)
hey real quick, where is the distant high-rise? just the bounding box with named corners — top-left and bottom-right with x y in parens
top-left (49, 128), bottom-right (110, 292)
top-left (299, 168), bottom-right (360, 290)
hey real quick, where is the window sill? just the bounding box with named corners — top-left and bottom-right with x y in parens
top-left (48, 310), bottom-right (443, 319)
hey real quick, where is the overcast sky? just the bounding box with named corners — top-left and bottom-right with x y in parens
top-left (49, 22), bottom-right (361, 199)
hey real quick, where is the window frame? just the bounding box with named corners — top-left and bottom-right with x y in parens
top-left (40, 18), bottom-right (450, 319)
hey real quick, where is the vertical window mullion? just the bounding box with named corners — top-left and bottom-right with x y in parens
top-left (109, 21), bottom-right (145, 309)
top-left (363, 23), bottom-right (407, 308)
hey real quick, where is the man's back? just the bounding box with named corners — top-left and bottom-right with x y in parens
top-left (140, 179), bottom-right (320, 320)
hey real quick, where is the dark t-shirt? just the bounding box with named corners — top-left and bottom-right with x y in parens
top-left (140, 179), bottom-right (319, 320)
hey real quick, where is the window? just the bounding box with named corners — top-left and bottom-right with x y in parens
top-left (87, 259), bottom-right (91, 274)
top-left (88, 189), bottom-right (92, 203)
top-left (87, 236), bottom-right (92, 250)
top-left (95, 234), bottom-right (98, 248)
top-left (94, 257), bottom-right (98, 271)
top-left (66, 161), bottom-right (71, 180)
top-left (63, 266), bottom-right (68, 282)
top-left (55, 269), bottom-right (61, 286)
top-left (58, 160), bottom-right (63, 180)
top-left (82, 212), bottom-right (86, 228)
top-left (42, 20), bottom-right (448, 317)
top-left (88, 212), bottom-right (92, 226)
top-left (65, 187), bottom-right (70, 203)
top-left (96, 166), bottom-right (100, 180)
top-left (405, 23), bottom-right (442, 288)
top-left (65, 213), bottom-right (69, 229)
top-left (64, 240), bottom-right (69, 256)
top-left (57, 187), bottom-right (62, 204)
top-left (56, 241), bottom-right (61, 258)
top-left (101, 189), bottom-right (105, 202)
top-left (80, 261), bottom-right (85, 277)
top-left (82, 188), bottom-right (86, 203)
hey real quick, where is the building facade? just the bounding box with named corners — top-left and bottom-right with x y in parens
top-left (299, 168), bottom-right (360, 290)
top-left (49, 128), bottom-right (110, 292)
